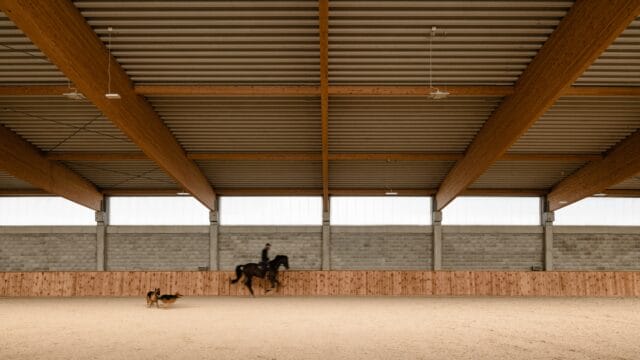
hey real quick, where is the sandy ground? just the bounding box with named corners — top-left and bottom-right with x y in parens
top-left (0, 296), bottom-right (639, 360)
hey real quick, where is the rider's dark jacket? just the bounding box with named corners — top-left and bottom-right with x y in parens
top-left (261, 247), bottom-right (270, 263)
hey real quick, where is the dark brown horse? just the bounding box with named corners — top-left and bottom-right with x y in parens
top-left (230, 255), bottom-right (289, 296)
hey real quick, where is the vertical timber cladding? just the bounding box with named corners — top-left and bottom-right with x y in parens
top-left (0, 271), bottom-right (638, 297)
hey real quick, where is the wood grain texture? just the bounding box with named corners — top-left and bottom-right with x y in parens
top-left (435, 0), bottom-right (640, 210)
top-left (0, 271), bottom-right (637, 297)
top-left (44, 151), bottom-right (601, 162)
top-left (0, 0), bottom-right (216, 209)
top-left (0, 124), bottom-right (102, 209)
top-left (548, 130), bottom-right (640, 210)
top-left (3, 84), bottom-right (640, 98)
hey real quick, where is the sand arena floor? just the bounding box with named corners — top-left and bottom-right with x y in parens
top-left (0, 296), bottom-right (639, 360)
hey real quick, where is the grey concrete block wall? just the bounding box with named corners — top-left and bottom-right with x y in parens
top-left (330, 226), bottom-right (432, 270)
top-left (553, 228), bottom-right (640, 270)
top-left (0, 227), bottom-right (96, 271)
top-left (442, 227), bottom-right (544, 270)
top-left (218, 226), bottom-right (322, 270)
top-left (106, 227), bottom-right (209, 271)
top-left (1, 225), bottom-right (640, 272)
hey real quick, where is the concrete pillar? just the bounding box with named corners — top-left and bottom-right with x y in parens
top-left (543, 211), bottom-right (554, 271)
top-left (321, 211), bottom-right (331, 270)
top-left (209, 209), bottom-right (219, 271)
top-left (95, 210), bottom-right (107, 271)
top-left (432, 210), bottom-right (443, 270)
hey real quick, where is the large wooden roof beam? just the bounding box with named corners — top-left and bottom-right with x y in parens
top-left (0, 0), bottom-right (216, 209)
top-left (4, 85), bottom-right (640, 97)
top-left (435, 0), bottom-right (640, 210)
top-left (0, 124), bottom-right (102, 210)
top-left (44, 151), bottom-right (602, 162)
top-left (547, 130), bottom-right (640, 211)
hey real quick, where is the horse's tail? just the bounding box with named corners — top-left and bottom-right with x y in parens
top-left (230, 265), bottom-right (244, 284)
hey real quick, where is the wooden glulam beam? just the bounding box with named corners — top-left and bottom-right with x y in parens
top-left (434, 0), bottom-right (640, 211)
top-left (328, 85), bottom-right (513, 97)
top-left (547, 130), bottom-right (640, 211)
top-left (0, 189), bottom-right (51, 196)
top-left (5, 187), bottom-right (638, 198)
top-left (132, 85), bottom-right (640, 97)
top-left (0, 0), bottom-right (216, 210)
top-left (134, 85), bottom-right (320, 96)
top-left (0, 85), bottom-right (69, 96)
top-left (0, 125), bottom-right (103, 209)
top-left (44, 151), bottom-right (602, 162)
top-left (319, 0), bottom-right (329, 212)
top-left (3, 85), bottom-right (640, 98)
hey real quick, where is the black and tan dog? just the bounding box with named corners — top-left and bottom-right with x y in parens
top-left (158, 292), bottom-right (182, 308)
top-left (146, 288), bottom-right (160, 308)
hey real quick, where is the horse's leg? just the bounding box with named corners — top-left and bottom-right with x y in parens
top-left (244, 275), bottom-right (254, 297)
top-left (266, 270), bottom-right (279, 292)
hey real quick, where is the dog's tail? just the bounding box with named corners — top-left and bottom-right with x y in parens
top-left (175, 292), bottom-right (182, 298)
top-left (230, 265), bottom-right (243, 284)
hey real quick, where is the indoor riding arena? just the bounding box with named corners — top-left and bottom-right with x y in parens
top-left (1, 1), bottom-right (640, 359)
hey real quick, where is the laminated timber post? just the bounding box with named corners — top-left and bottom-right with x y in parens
top-left (434, 0), bottom-right (640, 210)
top-left (319, 0), bottom-right (331, 270)
top-left (0, 0), bottom-right (216, 210)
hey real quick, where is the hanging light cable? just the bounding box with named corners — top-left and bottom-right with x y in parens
top-left (105, 26), bottom-right (121, 99)
top-left (428, 26), bottom-right (449, 100)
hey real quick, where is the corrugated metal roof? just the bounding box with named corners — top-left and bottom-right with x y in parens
top-left (196, 160), bottom-right (321, 189)
top-left (0, 96), bottom-right (138, 152)
top-left (510, 97), bottom-right (640, 154)
top-left (610, 173), bottom-right (640, 190)
top-left (63, 160), bottom-right (178, 189)
top-left (329, 0), bottom-right (572, 85)
top-left (469, 160), bottom-right (586, 189)
top-left (148, 96), bottom-right (321, 152)
top-left (330, 160), bottom-right (453, 189)
top-left (575, 18), bottom-right (640, 86)
top-left (330, 96), bottom-right (500, 152)
top-left (74, 0), bottom-right (320, 85)
top-left (0, 170), bottom-right (36, 189)
top-left (0, 13), bottom-right (67, 84)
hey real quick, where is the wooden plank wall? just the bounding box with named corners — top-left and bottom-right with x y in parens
top-left (0, 271), bottom-right (638, 297)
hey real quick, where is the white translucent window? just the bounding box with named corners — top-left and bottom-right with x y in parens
top-left (555, 197), bottom-right (640, 226)
top-left (331, 197), bottom-right (431, 225)
top-left (442, 197), bottom-right (540, 225)
top-left (109, 197), bottom-right (209, 225)
top-left (0, 197), bottom-right (96, 225)
top-left (219, 197), bottom-right (322, 225)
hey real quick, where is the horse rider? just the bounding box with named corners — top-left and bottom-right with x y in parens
top-left (259, 243), bottom-right (271, 275)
